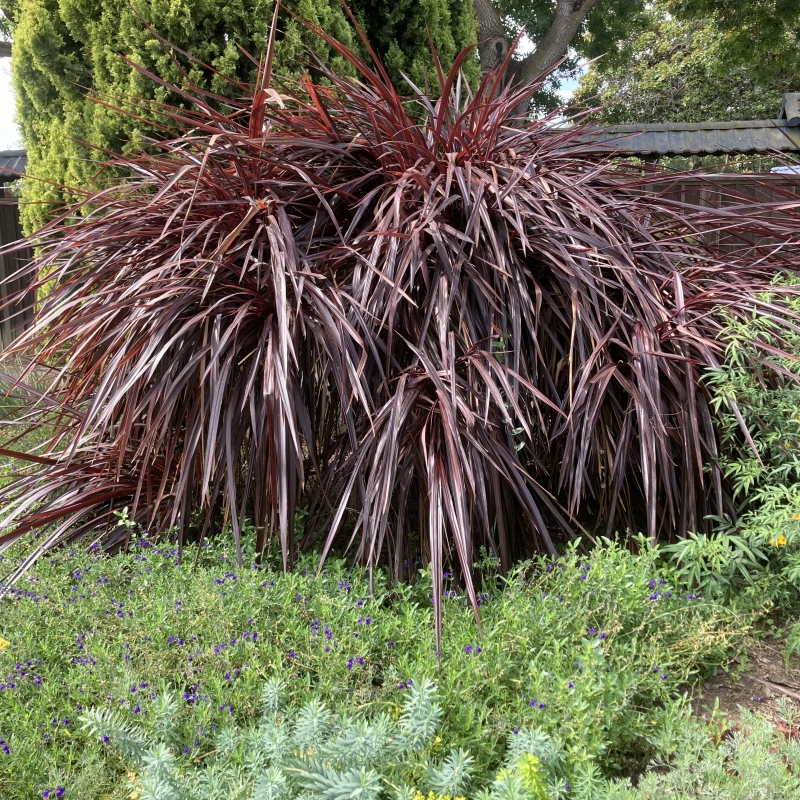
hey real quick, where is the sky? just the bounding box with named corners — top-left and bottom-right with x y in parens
top-left (0, 48), bottom-right (583, 152)
top-left (0, 60), bottom-right (20, 150)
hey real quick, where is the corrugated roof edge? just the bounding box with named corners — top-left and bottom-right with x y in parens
top-left (576, 122), bottom-right (800, 156)
top-left (0, 150), bottom-right (28, 183)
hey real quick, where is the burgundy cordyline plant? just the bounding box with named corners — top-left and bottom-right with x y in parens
top-left (2, 6), bottom-right (800, 648)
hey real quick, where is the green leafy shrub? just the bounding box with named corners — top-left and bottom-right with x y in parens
top-left (660, 530), bottom-right (767, 604)
top-left (77, 690), bottom-right (800, 799)
top-left (700, 280), bottom-right (800, 615)
top-left (594, 708), bottom-right (800, 799)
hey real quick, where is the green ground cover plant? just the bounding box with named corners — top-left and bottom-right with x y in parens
top-left (0, 531), bottom-right (742, 798)
top-left (595, 706), bottom-right (800, 799)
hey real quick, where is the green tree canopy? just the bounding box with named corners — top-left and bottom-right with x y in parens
top-left (670, 0), bottom-right (800, 85)
top-left (575, 0), bottom-right (799, 124)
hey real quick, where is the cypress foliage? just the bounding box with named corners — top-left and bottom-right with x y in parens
top-left (11, 0), bottom-right (478, 232)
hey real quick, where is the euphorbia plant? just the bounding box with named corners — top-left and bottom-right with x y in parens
top-left (1, 5), bottom-right (799, 650)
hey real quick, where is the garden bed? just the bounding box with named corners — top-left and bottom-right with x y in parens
top-left (0, 531), bottom-right (747, 799)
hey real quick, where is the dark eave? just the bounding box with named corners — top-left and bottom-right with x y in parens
top-left (0, 150), bottom-right (27, 183)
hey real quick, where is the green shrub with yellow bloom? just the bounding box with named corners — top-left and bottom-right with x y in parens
top-left (81, 676), bottom-right (568, 800)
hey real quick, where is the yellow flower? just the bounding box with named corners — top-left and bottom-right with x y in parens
top-left (0, 637), bottom-right (10, 652)
top-left (127, 773), bottom-right (142, 800)
top-left (770, 534), bottom-right (788, 547)
top-left (411, 793), bottom-right (465, 800)
top-left (792, 514), bottom-right (800, 520)
top-left (518, 753), bottom-right (549, 799)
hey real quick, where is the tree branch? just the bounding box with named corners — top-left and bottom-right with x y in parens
top-left (517, 0), bottom-right (603, 85)
top-left (472, 0), bottom-right (603, 91)
top-left (472, 0), bottom-right (509, 74)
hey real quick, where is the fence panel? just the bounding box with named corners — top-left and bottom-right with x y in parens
top-left (645, 173), bottom-right (800, 253)
top-left (0, 190), bottom-right (34, 348)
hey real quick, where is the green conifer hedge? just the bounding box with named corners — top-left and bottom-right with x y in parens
top-left (10, 0), bottom-right (478, 232)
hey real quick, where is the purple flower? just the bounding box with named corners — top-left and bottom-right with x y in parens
top-left (465, 645), bottom-right (472, 653)
top-left (589, 628), bottom-right (596, 635)
top-left (56, 789), bottom-right (65, 798)
top-left (288, 651), bottom-right (296, 660)
top-left (568, 682), bottom-right (575, 689)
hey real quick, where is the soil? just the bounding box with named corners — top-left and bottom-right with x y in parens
top-left (690, 636), bottom-right (800, 732)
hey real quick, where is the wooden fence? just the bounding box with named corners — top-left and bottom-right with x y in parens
top-left (645, 172), bottom-right (800, 253)
top-left (0, 189), bottom-right (34, 349)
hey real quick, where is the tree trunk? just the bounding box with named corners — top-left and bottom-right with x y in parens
top-left (473, 0), bottom-right (603, 113)
top-left (0, 41), bottom-right (11, 58)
